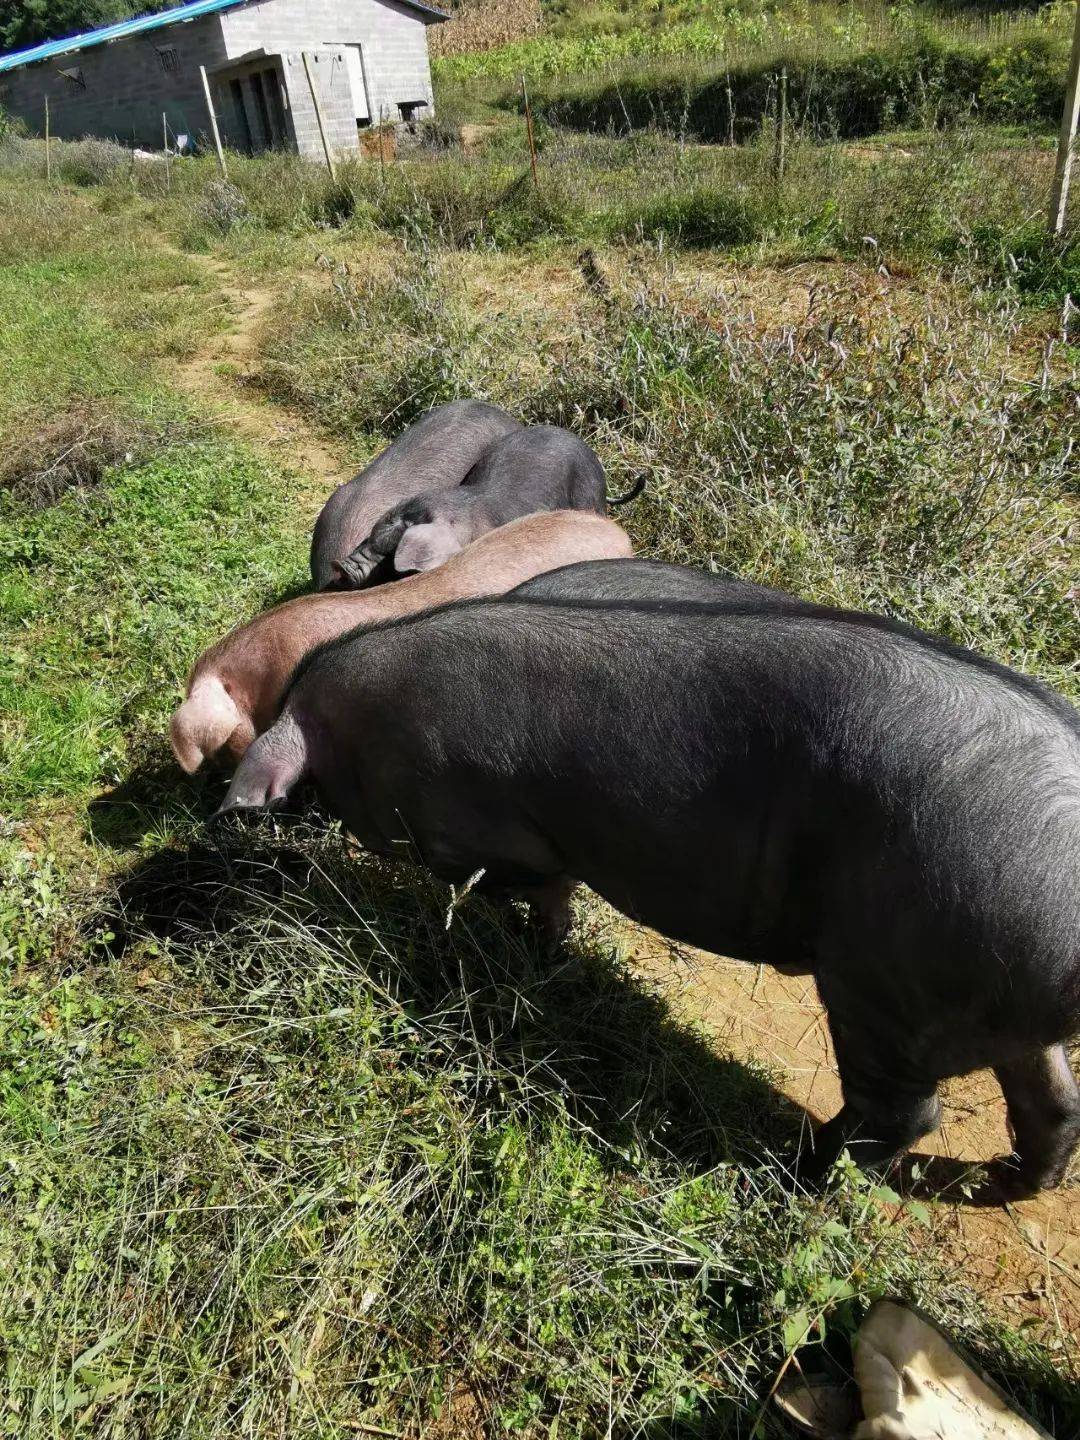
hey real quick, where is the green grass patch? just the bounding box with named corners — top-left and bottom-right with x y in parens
top-left (0, 441), bottom-right (312, 814)
top-left (531, 28), bottom-right (1071, 138)
top-left (0, 123), bottom-right (1078, 1437)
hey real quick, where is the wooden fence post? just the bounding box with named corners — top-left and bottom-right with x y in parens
top-left (774, 67), bottom-right (788, 182)
top-left (725, 73), bottom-right (735, 146)
top-left (163, 112), bottom-right (171, 194)
top-left (199, 65), bottom-right (229, 179)
top-left (302, 52), bottom-right (338, 181)
top-left (521, 72), bottom-right (540, 192)
top-left (44, 95), bottom-right (51, 181)
top-left (1049, 0), bottom-right (1080, 236)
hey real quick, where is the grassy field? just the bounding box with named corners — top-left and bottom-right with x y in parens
top-left (1, 49), bottom-right (1079, 1438)
top-left (433, 0), bottom-right (1076, 130)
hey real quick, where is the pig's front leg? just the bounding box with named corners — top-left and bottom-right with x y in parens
top-left (516, 876), bottom-right (579, 949)
top-left (801, 975), bottom-right (942, 1184)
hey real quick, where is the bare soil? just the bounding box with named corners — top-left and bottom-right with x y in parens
top-left (173, 254), bottom-right (354, 509)
top-left (627, 929), bottom-right (1080, 1360)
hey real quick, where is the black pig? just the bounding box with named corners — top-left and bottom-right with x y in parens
top-left (216, 580), bottom-right (1080, 1196)
top-left (310, 399), bottom-right (521, 590)
top-left (334, 425), bottom-right (644, 588)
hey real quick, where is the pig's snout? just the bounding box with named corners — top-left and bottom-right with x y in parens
top-left (170, 677), bottom-right (243, 775)
top-left (212, 786), bottom-right (287, 820)
top-left (334, 551), bottom-right (378, 590)
top-left (212, 714), bottom-right (309, 819)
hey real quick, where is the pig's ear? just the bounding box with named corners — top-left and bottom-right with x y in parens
top-left (213, 717), bottom-right (308, 819)
top-left (394, 523), bottom-right (462, 575)
top-left (170, 677), bottom-right (241, 774)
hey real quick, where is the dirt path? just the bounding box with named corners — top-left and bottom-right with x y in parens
top-left (629, 931), bottom-right (1080, 1358)
top-left (174, 255), bottom-right (352, 506)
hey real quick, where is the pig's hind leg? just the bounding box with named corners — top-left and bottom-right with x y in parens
top-left (990, 1044), bottom-right (1080, 1198)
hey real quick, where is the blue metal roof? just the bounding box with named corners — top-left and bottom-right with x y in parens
top-left (0, 0), bottom-right (249, 74)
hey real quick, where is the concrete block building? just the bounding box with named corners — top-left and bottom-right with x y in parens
top-left (0, 0), bottom-right (447, 159)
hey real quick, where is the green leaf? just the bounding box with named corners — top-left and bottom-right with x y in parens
top-left (782, 1309), bottom-right (810, 1353)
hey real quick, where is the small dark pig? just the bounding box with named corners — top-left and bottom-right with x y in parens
top-left (216, 582), bottom-right (1080, 1197)
top-left (335, 424), bottom-right (644, 588)
top-left (310, 399), bottom-right (521, 590)
top-left (169, 511), bottom-right (633, 773)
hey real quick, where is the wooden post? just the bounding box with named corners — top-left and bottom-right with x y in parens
top-left (302, 52), bottom-right (338, 181)
top-left (163, 112), bottom-right (171, 195)
top-left (521, 72), bottom-right (539, 192)
top-left (44, 95), bottom-right (51, 182)
top-left (774, 67), bottom-right (788, 182)
top-left (1049, 0), bottom-right (1080, 236)
top-left (725, 73), bottom-right (735, 146)
top-left (199, 65), bottom-right (228, 179)
top-left (378, 104), bottom-right (386, 180)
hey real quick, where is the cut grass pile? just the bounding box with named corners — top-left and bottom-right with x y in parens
top-left (0, 130), bottom-right (1078, 1436)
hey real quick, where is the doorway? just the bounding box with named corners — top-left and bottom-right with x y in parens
top-left (342, 45), bottom-right (371, 126)
top-left (229, 77), bottom-right (253, 153)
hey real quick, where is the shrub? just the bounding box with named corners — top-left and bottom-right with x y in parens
top-left (0, 401), bottom-right (148, 509)
top-left (55, 136), bottom-right (129, 187)
top-left (195, 177), bottom-right (250, 234)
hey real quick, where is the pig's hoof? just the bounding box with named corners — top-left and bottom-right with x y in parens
top-left (981, 1156), bottom-right (1043, 1205)
top-left (534, 916), bottom-right (571, 953)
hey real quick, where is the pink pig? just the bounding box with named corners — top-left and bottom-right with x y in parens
top-left (170, 509), bottom-right (633, 773)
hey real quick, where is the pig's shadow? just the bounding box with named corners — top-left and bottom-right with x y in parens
top-left (88, 811), bottom-right (806, 1180)
top-left (85, 775), bottom-right (1033, 1202)
top-left (87, 752), bottom-right (222, 849)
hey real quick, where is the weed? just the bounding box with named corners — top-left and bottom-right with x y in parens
top-left (0, 401), bottom-right (147, 509)
top-left (194, 177), bottom-right (250, 235)
top-left (258, 244), bottom-right (492, 438)
top-left (520, 277), bottom-right (1079, 691)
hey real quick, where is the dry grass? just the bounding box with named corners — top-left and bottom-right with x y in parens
top-left (430, 0), bottom-right (544, 58)
top-left (0, 402), bottom-right (149, 510)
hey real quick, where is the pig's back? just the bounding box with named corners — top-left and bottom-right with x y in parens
top-left (459, 426), bottom-right (606, 515)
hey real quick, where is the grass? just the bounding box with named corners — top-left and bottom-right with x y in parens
top-left (433, 0), bottom-right (1074, 107)
top-left (59, 124), bottom-right (1076, 306)
top-left (1, 82), bottom-right (1079, 1438)
top-left (7, 825), bottom-right (1070, 1435)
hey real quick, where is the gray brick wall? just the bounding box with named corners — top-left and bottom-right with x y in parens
top-left (222, 0), bottom-right (436, 128)
top-left (0, 14), bottom-right (229, 149)
top-left (0, 0), bottom-right (439, 157)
